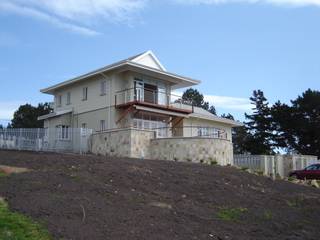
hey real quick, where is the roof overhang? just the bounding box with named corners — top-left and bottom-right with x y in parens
top-left (41, 61), bottom-right (200, 95)
top-left (189, 113), bottom-right (244, 127)
top-left (38, 109), bottom-right (72, 121)
top-left (134, 105), bottom-right (190, 118)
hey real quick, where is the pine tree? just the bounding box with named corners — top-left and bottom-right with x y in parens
top-left (245, 90), bottom-right (274, 154)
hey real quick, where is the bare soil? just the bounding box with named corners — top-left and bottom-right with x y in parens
top-left (0, 150), bottom-right (319, 240)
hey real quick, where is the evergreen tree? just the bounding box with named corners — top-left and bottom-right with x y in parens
top-left (177, 88), bottom-right (216, 114)
top-left (271, 89), bottom-right (320, 157)
top-left (11, 103), bottom-right (52, 128)
top-left (245, 90), bottom-right (274, 154)
top-left (221, 113), bottom-right (252, 154)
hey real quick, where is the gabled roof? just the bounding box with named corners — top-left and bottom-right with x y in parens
top-left (41, 51), bottom-right (200, 94)
top-left (130, 50), bottom-right (166, 71)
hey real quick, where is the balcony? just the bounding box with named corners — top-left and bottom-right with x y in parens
top-left (115, 87), bottom-right (194, 114)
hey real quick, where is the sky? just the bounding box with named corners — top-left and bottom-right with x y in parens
top-left (0, 0), bottom-right (320, 126)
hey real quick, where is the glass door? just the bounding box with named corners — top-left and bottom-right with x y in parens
top-left (134, 79), bottom-right (144, 102)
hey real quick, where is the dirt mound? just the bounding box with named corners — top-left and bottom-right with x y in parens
top-left (0, 150), bottom-right (319, 240)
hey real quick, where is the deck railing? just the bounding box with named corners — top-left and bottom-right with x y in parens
top-left (150, 126), bottom-right (228, 140)
top-left (114, 87), bottom-right (194, 111)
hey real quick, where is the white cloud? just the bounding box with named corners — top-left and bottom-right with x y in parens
top-left (0, 0), bottom-right (146, 36)
top-left (0, 101), bottom-right (23, 120)
top-left (0, 1), bottom-right (100, 36)
top-left (204, 95), bottom-right (252, 111)
top-left (174, 0), bottom-right (320, 7)
top-left (173, 91), bottom-right (252, 112)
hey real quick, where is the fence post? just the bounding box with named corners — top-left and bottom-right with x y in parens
top-left (37, 128), bottom-right (40, 151)
top-left (18, 128), bottom-right (22, 150)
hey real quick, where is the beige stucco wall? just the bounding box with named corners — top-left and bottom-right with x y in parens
top-left (149, 138), bottom-right (233, 166)
top-left (44, 113), bottom-right (72, 128)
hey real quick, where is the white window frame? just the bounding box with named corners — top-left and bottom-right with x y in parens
top-left (100, 80), bottom-right (107, 96)
top-left (44, 127), bottom-right (49, 142)
top-left (100, 120), bottom-right (106, 132)
top-left (56, 125), bottom-right (71, 140)
top-left (57, 95), bottom-right (62, 107)
top-left (82, 87), bottom-right (88, 101)
top-left (67, 92), bottom-right (71, 105)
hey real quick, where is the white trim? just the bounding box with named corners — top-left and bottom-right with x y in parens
top-left (134, 105), bottom-right (189, 118)
top-left (38, 109), bottom-right (72, 121)
top-left (40, 56), bottom-right (200, 94)
top-left (131, 50), bottom-right (167, 71)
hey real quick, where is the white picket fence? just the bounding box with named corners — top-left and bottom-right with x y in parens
top-left (234, 154), bottom-right (319, 178)
top-left (0, 128), bottom-right (93, 154)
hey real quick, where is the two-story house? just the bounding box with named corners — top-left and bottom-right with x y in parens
top-left (39, 51), bottom-right (241, 164)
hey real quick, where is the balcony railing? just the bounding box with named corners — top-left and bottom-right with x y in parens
top-left (151, 126), bottom-right (228, 140)
top-left (114, 87), bottom-right (194, 112)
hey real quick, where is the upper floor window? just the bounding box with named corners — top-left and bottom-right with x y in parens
top-left (57, 95), bottom-right (62, 107)
top-left (82, 87), bottom-right (88, 101)
top-left (100, 80), bottom-right (107, 96)
top-left (67, 92), bottom-right (71, 105)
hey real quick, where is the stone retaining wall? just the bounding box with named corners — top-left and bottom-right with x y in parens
top-left (90, 128), bottom-right (154, 158)
top-left (90, 128), bottom-right (234, 166)
top-left (149, 138), bottom-right (233, 165)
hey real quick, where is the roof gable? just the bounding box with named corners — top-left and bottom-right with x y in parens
top-left (130, 50), bottom-right (166, 71)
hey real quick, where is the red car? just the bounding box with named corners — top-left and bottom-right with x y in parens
top-left (289, 164), bottom-right (320, 180)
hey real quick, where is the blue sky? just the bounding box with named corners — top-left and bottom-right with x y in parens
top-left (0, 0), bottom-right (320, 125)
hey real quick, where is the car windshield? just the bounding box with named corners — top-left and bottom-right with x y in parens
top-left (305, 165), bottom-right (319, 170)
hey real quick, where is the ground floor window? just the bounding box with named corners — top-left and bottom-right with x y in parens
top-left (197, 127), bottom-right (220, 138)
top-left (56, 125), bottom-right (70, 140)
top-left (132, 113), bottom-right (169, 137)
top-left (44, 127), bottom-right (49, 142)
top-left (100, 120), bottom-right (106, 131)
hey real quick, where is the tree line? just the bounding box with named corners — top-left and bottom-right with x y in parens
top-left (176, 88), bottom-right (320, 158)
top-left (232, 89), bottom-right (320, 158)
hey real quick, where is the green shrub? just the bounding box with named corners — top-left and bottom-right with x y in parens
top-left (210, 160), bottom-right (218, 165)
top-left (240, 167), bottom-right (249, 171)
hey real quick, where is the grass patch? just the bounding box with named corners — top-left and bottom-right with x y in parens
top-left (263, 210), bottom-right (273, 220)
top-left (285, 195), bottom-right (305, 208)
top-left (0, 200), bottom-right (52, 240)
top-left (217, 207), bottom-right (248, 221)
top-left (0, 171), bottom-right (7, 178)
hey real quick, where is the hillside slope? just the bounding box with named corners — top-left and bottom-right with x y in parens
top-left (0, 150), bottom-right (319, 240)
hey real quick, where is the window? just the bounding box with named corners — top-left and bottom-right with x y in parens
top-left (82, 87), bottom-right (88, 101)
top-left (56, 125), bottom-right (70, 140)
top-left (67, 92), bottom-right (71, 105)
top-left (81, 123), bottom-right (87, 129)
top-left (57, 95), bottom-right (62, 107)
top-left (100, 80), bottom-right (107, 96)
top-left (44, 127), bottom-right (49, 142)
top-left (100, 120), bottom-right (106, 131)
